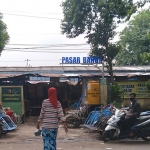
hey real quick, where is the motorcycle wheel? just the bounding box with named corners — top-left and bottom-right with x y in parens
top-left (66, 116), bottom-right (77, 128)
top-left (102, 129), bottom-right (115, 142)
top-left (99, 131), bottom-right (103, 136)
top-left (141, 136), bottom-right (150, 141)
top-left (76, 120), bottom-right (82, 127)
top-left (0, 125), bottom-right (2, 137)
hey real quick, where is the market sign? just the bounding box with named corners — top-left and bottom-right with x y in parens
top-left (1, 87), bottom-right (21, 102)
top-left (117, 81), bottom-right (150, 98)
top-left (61, 56), bottom-right (102, 64)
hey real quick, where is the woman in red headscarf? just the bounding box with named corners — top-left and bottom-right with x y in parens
top-left (36, 87), bottom-right (68, 150)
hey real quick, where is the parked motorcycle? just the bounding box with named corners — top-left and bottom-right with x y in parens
top-left (0, 110), bottom-right (17, 137)
top-left (102, 108), bottom-right (150, 142)
top-left (0, 122), bottom-right (2, 137)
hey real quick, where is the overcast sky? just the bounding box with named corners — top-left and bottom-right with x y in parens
top-left (0, 0), bottom-right (149, 67)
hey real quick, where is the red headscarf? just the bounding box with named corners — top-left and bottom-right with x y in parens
top-left (48, 87), bottom-right (58, 109)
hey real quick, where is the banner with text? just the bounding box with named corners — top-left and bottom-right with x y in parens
top-left (2, 87), bottom-right (21, 102)
top-left (117, 81), bottom-right (150, 98)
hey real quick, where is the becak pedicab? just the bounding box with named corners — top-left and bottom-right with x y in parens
top-left (0, 108), bottom-right (17, 137)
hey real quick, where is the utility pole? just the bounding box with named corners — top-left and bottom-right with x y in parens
top-left (25, 59), bottom-right (31, 67)
top-left (102, 61), bottom-right (104, 79)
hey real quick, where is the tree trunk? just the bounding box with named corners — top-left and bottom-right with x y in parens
top-left (108, 60), bottom-right (114, 84)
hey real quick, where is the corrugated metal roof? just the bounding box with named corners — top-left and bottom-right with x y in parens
top-left (0, 66), bottom-right (63, 71)
top-left (0, 65), bottom-right (150, 72)
top-left (26, 80), bottom-right (78, 86)
top-left (0, 66), bottom-right (101, 71)
top-left (113, 66), bottom-right (150, 72)
top-left (0, 73), bottom-right (41, 78)
top-left (113, 72), bottom-right (150, 77)
top-left (0, 66), bottom-right (150, 79)
top-left (27, 81), bottom-right (49, 84)
top-left (40, 74), bottom-right (64, 77)
top-left (0, 74), bottom-right (22, 78)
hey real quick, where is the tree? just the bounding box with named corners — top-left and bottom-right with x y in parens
top-left (116, 9), bottom-right (150, 65)
top-left (0, 12), bottom-right (9, 54)
top-left (109, 83), bottom-right (124, 101)
top-left (61, 0), bottom-right (148, 83)
top-left (140, 30), bottom-right (150, 63)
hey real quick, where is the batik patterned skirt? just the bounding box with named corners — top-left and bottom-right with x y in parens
top-left (42, 128), bottom-right (58, 150)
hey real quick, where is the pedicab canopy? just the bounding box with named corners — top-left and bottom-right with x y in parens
top-left (0, 86), bottom-right (24, 117)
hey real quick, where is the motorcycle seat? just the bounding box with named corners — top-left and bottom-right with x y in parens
top-left (134, 115), bottom-right (150, 125)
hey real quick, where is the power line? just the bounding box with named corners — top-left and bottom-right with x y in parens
top-left (4, 48), bottom-right (90, 50)
top-left (6, 43), bottom-right (88, 46)
top-left (3, 49), bottom-right (89, 53)
top-left (30, 59), bottom-right (60, 61)
top-left (0, 61), bottom-right (24, 62)
top-left (5, 45), bottom-right (90, 49)
top-left (0, 10), bottom-right (62, 15)
top-left (3, 13), bottom-right (62, 20)
top-left (5, 47), bottom-right (53, 49)
top-left (4, 43), bottom-right (90, 48)
top-left (9, 33), bottom-right (61, 35)
top-left (4, 47), bottom-right (90, 50)
top-left (0, 59), bottom-right (60, 62)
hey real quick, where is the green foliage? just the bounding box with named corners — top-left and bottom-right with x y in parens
top-left (0, 12), bottom-right (9, 54)
top-left (90, 43), bottom-right (122, 83)
top-left (109, 83), bottom-right (124, 101)
top-left (61, 0), bottom-right (148, 82)
top-left (145, 80), bottom-right (150, 92)
top-left (116, 9), bottom-right (150, 65)
top-left (61, 0), bottom-right (139, 38)
top-left (140, 52), bottom-right (150, 63)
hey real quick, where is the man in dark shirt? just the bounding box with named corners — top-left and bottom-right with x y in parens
top-left (128, 93), bottom-right (141, 118)
top-left (124, 93), bottom-right (141, 136)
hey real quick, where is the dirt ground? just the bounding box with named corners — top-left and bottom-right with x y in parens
top-left (0, 116), bottom-right (104, 150)
top-left (1, 116), bottom-right (150, 150)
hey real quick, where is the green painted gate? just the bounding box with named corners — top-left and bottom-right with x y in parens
top-left (0, 86), bottom-right (24, 117)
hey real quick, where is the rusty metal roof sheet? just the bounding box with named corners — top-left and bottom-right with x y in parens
top-left (0, 74), bottom-right (28, 78)
top-left (0, 65), bottom-right (150, 72)
top-left (0, 66), bottom-right (101, 72)
top-left (113, 66), bottom-right (150, 72)
top-left (0, 73), bottom-right (41, 78)
top-left (40, 74), bottom-right (64, 77)
top-left (0, 66), bottom-right (150, 79)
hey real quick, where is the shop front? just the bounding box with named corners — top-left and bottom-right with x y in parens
top-left (115, 76), bottom-right (150, 111)
top-left (23, 79), bottom-right (82, 116)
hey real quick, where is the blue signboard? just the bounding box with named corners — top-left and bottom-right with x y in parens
top-left (62, 56), bottom-right (102, 64)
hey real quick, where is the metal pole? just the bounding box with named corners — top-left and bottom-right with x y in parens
top-left (102, 62), bottom-right (104, 79)
top-left (25, 59), bottom-right (30, 67)
top-left (101, 61), bottom-right (105, 105)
